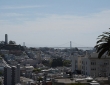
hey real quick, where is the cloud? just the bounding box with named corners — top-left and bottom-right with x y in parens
top-left (22, 10), bottom-right (110, 33)
top-left (0, 13), bottom-right (23, 17)
top-left (0, 5), bottom-right (45, 9)
top-left (1, 10), bottom-right (110, 47)
top-left (1, 10), bottom-right (110, 32)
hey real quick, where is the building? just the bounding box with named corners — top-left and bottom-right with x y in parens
top-left (71, 51), bottom-right (110, 77)
top-left (4, 66), bottom-right (12, 85)
top-left (12, 66), bottom-right (17, 85)
top-left (81, 52), bottom-right (110, 77)
top-left (17, 64), bottom-right (20, 83)
top-left (71, 53), bottom-right (82, 73)
top-left (4, 64), bottom-right (20, 85)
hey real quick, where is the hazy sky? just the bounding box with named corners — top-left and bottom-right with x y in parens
top-left (1, 0), bottom-right (110, 47)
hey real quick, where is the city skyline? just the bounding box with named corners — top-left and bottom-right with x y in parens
top-left (1, 0), bottom-right (110, 47)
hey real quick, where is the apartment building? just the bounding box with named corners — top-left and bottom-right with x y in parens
top-left (71, 52), bottom-right (110, 77)
top-left (71, 53), bottom-right (82, 73)
top-left (4, 64), bottom-right (20, 85)
top-left (81, 52), bottom-right (110, 77)
top-left (4, 66), bottom-right (12, 85)
top-left (12, 66), bottom-right (17, 85)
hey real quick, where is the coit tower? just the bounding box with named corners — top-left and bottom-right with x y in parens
top-left (5, 34), bottom-right (8, 44)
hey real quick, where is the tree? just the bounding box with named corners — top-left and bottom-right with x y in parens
top-left (51, 57), bottom-right (63, 67)
top-left (33, 68), bottom-right (41, 74)
top-left (63, 60), bottom-right (71, 67)
top-left (94, 28), bottom-right (110, 58)
top-left (42, 60), bottom-right (50, 67)
top-left (9, 40), bottom-right (16, 45)
top-left (37, 77), bottom-right (43, 85)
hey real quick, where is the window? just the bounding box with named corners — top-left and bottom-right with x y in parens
top-left (82, 66), bottom-right (83, 69)
top-left (82, 71), bottom-right (83, 74)
top-left (91, 68), bottom-right (96, 71)
top-left (91, 62), bottom-right (92, 65)
top-left (91, 61), bottom-right (96, 65)
top-left (75, 60), bottom-right (77, 63)
top-left (104, 62), bottom-right (108, 65)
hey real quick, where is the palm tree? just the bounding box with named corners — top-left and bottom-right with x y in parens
top-left (94, 28), bottom-right (110, 58)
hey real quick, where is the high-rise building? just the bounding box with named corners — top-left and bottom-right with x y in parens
top-left (5, 34), bottom-right (8, 44)
top-left (4, 66), bottom-right (12, 85)
top-left (16, 64), bottom-right (20, 83)
top-left (4, 64), bottom-right (20, 85)
top-left (12, 66), bottom-right (17, 85)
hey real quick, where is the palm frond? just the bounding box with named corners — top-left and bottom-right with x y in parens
top-left (96, 39), bottom-right (104, 44)
top-left (98, 34), bottom-right (104, 37)
top-left (103, 32), bottom-right (110, 35)
top-left (98, 47), bottom-right (108, 59)
top-left (95, 43), bottom-right (108, 53)
top-left (95, 29), bottom-right (110, 58)
top-left (107, 51), bottom-right (110, 56)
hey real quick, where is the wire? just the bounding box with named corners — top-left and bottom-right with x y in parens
top-left (55, 41), bottom-right (70, 47)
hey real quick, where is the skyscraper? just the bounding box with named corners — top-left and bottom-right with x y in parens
top-left (4, 64), bottom-right (20, 85)
top-left (16, 64), bottom-right (20, 83)
top-left (11, 66), bottom-right (17, 85)
top-left (4, 66), bottom-right (12, 85)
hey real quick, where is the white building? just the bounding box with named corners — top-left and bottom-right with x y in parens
top-left (71, 52), bottom-right (110, 77)
top-left (20, 64), bottom-right (34, 78)
top-left (20, 59), bottom-right (38, 66)
top-left (82, 52), bottom-right (110, 77)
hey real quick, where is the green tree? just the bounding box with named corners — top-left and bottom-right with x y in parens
top-left (1, 54), bottom-right (4, 58)
top-left (9, 40), bottom-right (16, 44)
top-left (37, 77), bottom-right (43, 85)
top-left (33, 68), bottom-right (41, 74)
top-left (51, 57), bottom-right (63, 67)
top-left (95, 28), bottom-right (110, 58)
top-left (42, 60), bottom-right (50, 66)
top-left (63, 60), bottom-right (71, 67)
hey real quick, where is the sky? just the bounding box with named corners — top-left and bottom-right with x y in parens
top-left (0, 0), bottom-right (110, 47)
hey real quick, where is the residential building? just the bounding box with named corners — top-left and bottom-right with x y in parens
top-left (17, 64), bottom-right (20, 83)
top-left (71, 53), bottom-right (82, 73)
top-left (12, 66), bottom-right (17, 85)
top-left (4, 64), bottom-right (20, 85)
top-left (81, 52), bottom-right (110, 77)
top-left (4, 66), bottom-right (12, 85)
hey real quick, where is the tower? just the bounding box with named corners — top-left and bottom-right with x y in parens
top-left (5, 34), bottom-right (8, 44)
top-left (23, 42), bottom-right (25, 46)
top-left (70, 41), bottom-right (72, 49)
